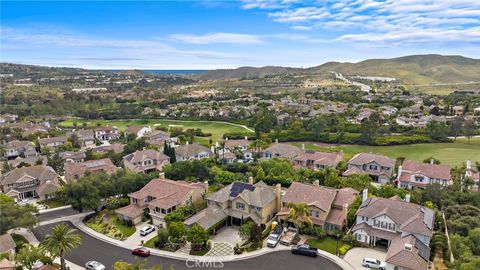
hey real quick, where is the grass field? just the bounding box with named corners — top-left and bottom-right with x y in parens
top-left (291, 137), bottom-right (480, 167)
top-left (59, 118), bottom-right (254, 142)
top-left (306, 237), bottom-right (344, 255)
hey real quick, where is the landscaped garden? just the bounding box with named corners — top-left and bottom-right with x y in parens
top-left (84, 209), bottom-right (136, 240)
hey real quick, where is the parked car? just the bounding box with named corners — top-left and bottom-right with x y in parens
top-left (140, 225), bottom-right (155, 236)
top-left (85, 261), bottom-right (106, 270)
top-left (132, 247), bottom-right (150, 257)
top-left (362, 258), bottom-right (386, 270)
top-left (291, 244), bottom-right (318, 257)
top-left (266, 233), bottom-right (282, 248)
top-left (280, 227), bottom-right (299, 246)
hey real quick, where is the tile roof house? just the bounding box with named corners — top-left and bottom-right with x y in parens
top-left (8, 155), bottom-right (47, 168)
top-left (0, 165), bottom-right (61, 201)
top-left (115, 178), bottom-right (207, 226)
top-left (262, 142), bottom-right (302, 161)
top-left (0, 234), bottom-right (16, 261)
top-left (185, 178), bottom-right (281, 230)
top-left (175, 143), bottom-right (213, 162)
top-left (385, 234), bottom-right (430, 270)
top-left (123, 149), bottom-right (170, 173)
top-left (59, 151), bottom-right (86, 163)
top-left (124, 125), bottom-right (152, 139)
top-left (38, 136), bottom-right (67, 149)
top-left (144, 130), bottom-right (172, 147)
top-left (353, 189), bottom-right (434, 270)
top-left (293, 150), bottom-right (343, 170)
top-left (397, 160), bottom-right (452, 189)
top-left (64, 158), bottom-right (118, 182)
top-left (466, 160), bottom-right (480, 192)
top-left (66, 129), bottom-right (95, 147)
top-left (343, 153), bottom-right (396, 184)
top-left (217, 137), bottom-right (252, 162)
top-left (0, 258), bottom-right (15, 270)
top-left (277, 181), bottom-right (358, 231)
top-left (91, 143), bottom-right (125, 154)
top-left (4, 140), bottom-right (37, 160)
top-left (94, 126), bottom-right (119, 142)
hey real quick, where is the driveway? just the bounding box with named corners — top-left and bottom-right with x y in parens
top-left (207, 226), bottom-right (243, 256)
top-left (123, 222), bottom-right (154, 247)
top-left (343, 247), bottom-right (387, 270)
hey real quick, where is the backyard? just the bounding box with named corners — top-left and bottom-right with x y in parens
top-left (291, 137), bottom-right (480, 167)
top-left (59, 118), bottom-right (254, 141)
top-left (84, 209), bottom-right (136, 240)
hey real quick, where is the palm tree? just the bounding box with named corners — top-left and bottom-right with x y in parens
top-left (41, 223), bottom-right (82, 270)
top-left (286, 202), bottom-right (312, 228)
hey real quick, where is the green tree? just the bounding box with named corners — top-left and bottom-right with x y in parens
top-left (308, 115), bottom-right (328, 140)
top-left (468, 228), bottom-right (480, 255)
top-left (427, 121), bottom-right (449, 141)
top-left (167, 221), bottom-right (186, 243)
top-left (156, 228), bottom-right (169, 248)
top-left (187, 225), bottom-right (209, 250)
top-left (64, 179), bottom-right (101, 212)
top-left (286, 202), bottom-right (312, 228)
top-left (15, 244), bottom-right (53, 270)
top-left (41, 223), bottom-right (82, 270)
top-left (0, 194), bottom-right (38, 234)
top-left (359, 113), bottom-right (380, 144)
top-left (238, 221), bottom-right (262, 243)
top-left (213, 168), bottom-right (236, 185)
top-left (464, 119), bottom-right (476, 144)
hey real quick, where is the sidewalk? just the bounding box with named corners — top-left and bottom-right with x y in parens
top-left (69, 213), bottom-right (355, 269)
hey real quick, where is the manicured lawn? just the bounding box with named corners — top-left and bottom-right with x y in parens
top-left (291, 137), bottom-right (480, 167)
top-left (144, 236), bottom-right (157, 248)
top-left (110, 212), bottom-right (136, 237)
top-left (307, 237), bottom-right (344, 255)
top-left (39, 199), bottom-right (66, 209)
top-left (59, 118), bottom-right (253, 141)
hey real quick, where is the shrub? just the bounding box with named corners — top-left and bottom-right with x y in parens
top-left (338, 244), bottom-right (352, 255)
top-left (156, 228), bottom-right (169, 248)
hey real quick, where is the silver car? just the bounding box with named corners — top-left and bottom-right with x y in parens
top-left (85, 261), bottom-right (106, 270)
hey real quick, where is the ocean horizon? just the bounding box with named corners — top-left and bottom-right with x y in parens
top-left (95, 69), bottom-right (209, 75)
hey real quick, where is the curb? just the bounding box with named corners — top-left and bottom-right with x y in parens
top-left (38, 205), bottom-right (73, 214)
top-left (69, 218), bottom-right (353, 269)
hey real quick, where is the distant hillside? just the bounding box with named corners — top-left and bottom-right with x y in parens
top-left (193, 66), bottom-right (302, 80)
top-left (308, 55), bottom-right (480, 84)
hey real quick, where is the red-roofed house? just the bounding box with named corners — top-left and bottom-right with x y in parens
top-left (277, 181), bottom-right (358, 231)
top-left (115, 178), bottom-right (207, 226)
top-left (397, 160), bottom-right (452, 189)
top-left (293, 150), bottom-right (343, 170)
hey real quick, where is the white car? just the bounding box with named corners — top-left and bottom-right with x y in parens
top-left (266, 233), bottom-right (282, 248)
top-left (362, 257), bottom-right (386, 270)
top-left (140, 225), bottom-right (155, 236)
top-left (85, 261), bottom-right (106, 270)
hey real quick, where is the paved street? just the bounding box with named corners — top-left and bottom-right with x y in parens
top-left (33, 222), bottom-right (343, 270)
top-left (38, 207), bottom-right (80, 222)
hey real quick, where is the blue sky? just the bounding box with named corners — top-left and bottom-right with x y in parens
top-left (1, 0), bottom-right (479, 69)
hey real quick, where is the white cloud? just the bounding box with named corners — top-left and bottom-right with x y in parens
top-left (169, 32), bottom-right (264, 44)
top-left (291, 25), bottom-right (313, 30)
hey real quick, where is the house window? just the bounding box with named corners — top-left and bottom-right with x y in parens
top-left (236, 202), bottom-right (245, 210)
top-left (356, 234), bottom-right (362, 241)
top-left (369, 165), bottom-right (378, 170)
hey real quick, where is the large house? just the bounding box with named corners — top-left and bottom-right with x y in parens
top-left (218, 137), bottom-right (252, 161)
top-left (38, 136), bottom-right (67, 149)
top-left (66, 129), bottom-right (95, 147)
top-left (185, 178), bottom-right (281, 230)
top-left (0, 165), bottom-right (61, 201)
top-left (262, 142), bottom-right (302, 161)
top-left (64, 158), bottom-right (118, 182)
top-left (175, 143), bottom-right (213, 161)
top-left (352, 189), bottom-right (434, 270)
top-left (115, 178), bottom-right (207, 226)
top-left (144, 130), bottom-right (172, 147)
top-left (59, 151), bottom-right (86, 163)
top-left (0, 234), bottom-right (16, 261)
top-left (293, 150), bottom-right (343, 170)
top-left (123, 149), bottom-right (170, 173)
top-left (343, 153), bottom-right (396, 184)
top-left (277, 181), bottom-right (358, 231)
top-left (90, 143), bottom-right (125, 154)
top-left (4, 140), bottom-right (37, 160)
top-left (124, 125), bottom-right (152, 139)
top-left (94, 126), bottom-right (119, 142)
top-left (397, 160), bottom-right (452, 189)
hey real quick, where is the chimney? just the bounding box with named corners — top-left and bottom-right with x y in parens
top-left (313, 180), bottom-right (319, 187)
top-left (215, 141), bottom-right (219, 148)
top-left (430, 158), bottom-right (434, 165)
top-left (275, 183), bottom-right (282, 211)
top-left (159, 172), bottom-right (165, 179)
top-left (362, 188), bottom-right (368, 202)
top-left (225, 137), bottom-right (229, 141)
top-left (204, 180), bottom-right (209, 192)
top-left (404, 243), bottom-right (413, 251)
top-left (301, 143), bottom-right (305, 150)
top-left (275, 139), bottom-right (278, 143)
top-left (466, 160), bottom-right (472, 170)
top-left (405, 194), bottom-right (411, 203)
top-left (186, 141), bottom-right (189, 145)
top-left (210, 146), bottom-right (215, 153)
top-left (248, 176), bottom-right (254, 185)
top-left (245, 136), bottom-right (248, 140)
top-left (343, 203), bottom-right (348, 219)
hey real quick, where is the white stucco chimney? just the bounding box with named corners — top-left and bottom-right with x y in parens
top-left (430, 158), bottom-right (434, 164)
top-left (405, 194), bottom-right (411, 203)
top-left (362, 188), bottom-right (368, 202)
top-left (313, 180), bottom-right (319, 187)
top-left (245, 136), bottom-right (248, 140)
top-left (275, 139), bottom-right (278, 143)
top-left (248, 176), bottom-right (254, 185)
top-left (301, 143), bottom-right (305, 150)
top-left (466, 160), bottom-right (472, 170)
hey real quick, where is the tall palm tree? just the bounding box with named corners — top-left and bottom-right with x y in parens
top-left (41, 223), bottom-right (82, 270)
top-left (286, 202), bottom-right (312, 228)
